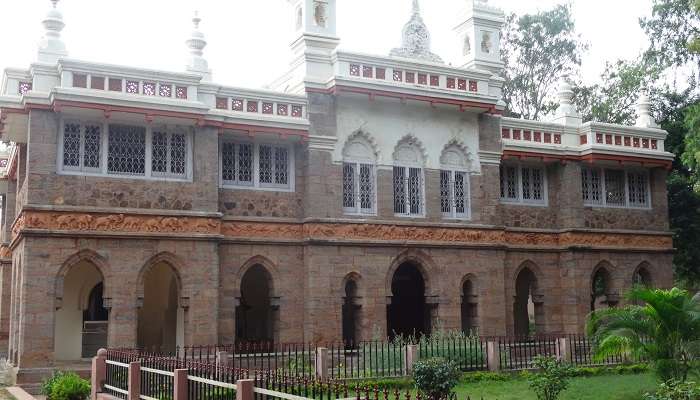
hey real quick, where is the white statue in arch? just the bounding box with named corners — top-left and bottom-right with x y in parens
top-left (314, 1), bottom-right (327, 27)
top-left (463, 34), bottom-right (471, 56)
top-left (481, 31), bottom-right (492, 54)
top-left (296, 7), bottom-right (303, 30)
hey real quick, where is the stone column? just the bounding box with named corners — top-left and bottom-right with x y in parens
top-left (173, 369), bottom-right (188, 400)
top-left (108, 293), bottom-right (139, 349)
top-left (128, 361), bottom-right (141, 400)
top-left (486, 340), bottom-right (500, 372)
top-left (404, 344), bottom-right (419, 374)
top-left (236, 379), bottom-right (254, 400)
top-left (91, 349), bottom-right (107, 400)
top-left (0, 260), bottom-right (11, 356)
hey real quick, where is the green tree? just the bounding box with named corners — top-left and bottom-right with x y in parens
top-left (587, 287), bottom-right (700, 382)
top-left (572, 58), bottom-right (662, 124)
top-left (640, 0), bottom-right (700, 82)
top-left (500, 4), bottom-right (587, 120)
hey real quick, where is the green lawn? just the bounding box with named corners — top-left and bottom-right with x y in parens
top-left (454, 373), bottom-right (657, 400)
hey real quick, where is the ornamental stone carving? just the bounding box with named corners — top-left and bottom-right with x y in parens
top-left (389, 0), bottom-right (443, 63)
top-left (313, 1), bottom-right (327, 27)
top-left (9, 211), bottom-right (673, 251)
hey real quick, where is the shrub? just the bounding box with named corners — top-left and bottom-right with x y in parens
top-left (346, 378), bottom-right (414, 391)
top-left (461, 371), bottom-right (509, 383)
top-left (643, 380), bottom-right (700, 400)
top-left (527, 356), bottom-right (574, 400)
top-left (413, 358), bottom-right (460, 400)
top-left (41, 371), bottom-right (91, 400)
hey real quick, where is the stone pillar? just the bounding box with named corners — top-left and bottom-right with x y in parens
top-left (91, 348), bottom-right (107, 400)
top-left (108, 293), bottom-right (138, 349)
top-left (173, 369), bottom-right (188, 400)
top-left (557, 337), bottom-right (572, 363)
top-left (315, 347), bottom-right (328, 380)
top-left (0, 260), bottom-right (11, 355)
top-left (128, 361), bottom-right (141, 400)
top-left (486, 340), bottom-right (500, 372)
top-left (216, 351), bottom-right (230, 369)
top-left (404, 344), bottom-right (419, 375)
top-left (236, 379), bottom-right (254, 400)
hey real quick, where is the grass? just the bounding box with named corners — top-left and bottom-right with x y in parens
top-left (453, 373), bottom-right (657, 400)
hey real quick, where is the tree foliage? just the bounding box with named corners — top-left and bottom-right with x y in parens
top-left (501, 5), bottom-right (587, 120)
top-left (640, 0), bottom-right (700, 79)
top-left (587, 288), bottom-right (700, 382)
top-left (572, 58), bottom-right (662, 124)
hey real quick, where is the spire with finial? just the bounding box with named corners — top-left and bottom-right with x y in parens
top-left (389, 0), bottom-right (443, 63)
top-left (185, 11), bottom-right (212, 81)
top-left (552, 78), bottom-right (582, 126)
top-left (37, 0), bottom-right (68, 63)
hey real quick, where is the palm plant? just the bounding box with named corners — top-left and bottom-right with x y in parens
top-left (586, 287), bottom-right (700, 382)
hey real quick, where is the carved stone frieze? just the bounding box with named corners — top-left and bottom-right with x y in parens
top-left (9, 211), bottom-right (673, 251)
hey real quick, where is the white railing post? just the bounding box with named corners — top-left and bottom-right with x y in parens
top-left (315, 347), bottom-right (329, 380)
top-left (487, 340), bottom-right (500, 372)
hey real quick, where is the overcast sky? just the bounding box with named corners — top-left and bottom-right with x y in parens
top-left (0, 0), bottom-right (654, 89)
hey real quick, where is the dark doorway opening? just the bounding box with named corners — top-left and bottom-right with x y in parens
top-left (513, 267), bottom-right (541, 336)
top-left (342, 280), bottom-right (360, 347)
top-left (461, 279), bottom-right (478, 334)
top-left (591, 268), bottom-right (612, 312)
top-left (236, 264), bottom-right (273, 346)
top-left (387, 263), bottom-right (428, 339)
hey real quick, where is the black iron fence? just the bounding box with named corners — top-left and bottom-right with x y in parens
top-left (106, 334), bottom-right (645, 384)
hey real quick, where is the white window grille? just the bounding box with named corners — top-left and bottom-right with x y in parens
top-left (582, 167), bottom-right (651, 208)
top-left (220, 141), bottom-right (294, 191)
top-left (499, 164), bottom-right (547, 205)
top-left (221, 142), bottom-right (254, 186)
top-left (61, 122), bottom-right (102, 172)
top-left (151, 130), bottom-right (187, 178)
top-left (441, 170), bottom-right (469, 219)
top-left (343, 162), bottom-right (375, 214)
top-left (107, 124), bottom-right (146, 175)
top-left (394, 166), bottom-right (423, 216)
top-left (58, 120), bottom-right (192, 180)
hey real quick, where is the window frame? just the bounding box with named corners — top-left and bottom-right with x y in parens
top-left (440, 168), bottom-right (471, 220)
top-left (57, 118), bottom-right (193, 181)
top-left (219, 138), bottom-right (295, 192)
top-left (499, 163), bottom-right (548, 206)
top-left (393, 162), bottom-right (426, 218)
top-left (581, 166), bottom-right (652, 209)
top-left (342, 159), bottom-right (377, 216)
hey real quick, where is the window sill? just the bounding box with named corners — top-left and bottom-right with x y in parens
top-left (583, 204), bottom-right (652, 210)
top-left (58, 169), bottom-right (192, 183)
top-left (220, 184), bottom-right (295, 193)
top-left (499, 200), bottom-right (548, 207)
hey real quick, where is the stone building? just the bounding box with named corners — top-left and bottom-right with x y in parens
top-left (0, 0), bottom-right (674, 381)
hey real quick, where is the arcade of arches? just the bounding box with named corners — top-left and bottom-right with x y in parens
top-left (41, 250), bottom-right (668, 363)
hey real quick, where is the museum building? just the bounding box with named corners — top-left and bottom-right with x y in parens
top-left (0, 0), bottom-right (674, 380)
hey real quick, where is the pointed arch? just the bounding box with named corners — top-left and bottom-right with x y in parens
top-left (55, 249), bottom-right (109, 360)
top-left (460, 274), bottom-right (479, 334)
top-left (385, 249), bottom-right (436, 296)
top-left (633, 262), bottom-right (653, 287)
top-left (342, 130), bottom-right (379, 162)
top-left (136, 252), bottom-right (185, 299)
top-left (440, 139), bottom-right (473, 170)
top-left (591, 260), bottom-right (617, 311)
top-left (513, 260), bottom-right (544, 336)
top-left (56, 249), bottom-right (109, 302)
top-left (393, 134), bottom-right (427, 166)
top-left (235, 255), bottom-right (279, 298)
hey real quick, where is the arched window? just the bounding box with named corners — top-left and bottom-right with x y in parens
top-left (342, 132), bottom-right (377, 215)
top-left (393, 136), bottom-right (426, 217)
top-left (440, 142), bottom-right (471, 219)
top-left (591, 264), bottom-right (616, 311)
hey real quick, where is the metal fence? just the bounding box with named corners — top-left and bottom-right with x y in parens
top-left (106, 334), bottom-right (644, 383)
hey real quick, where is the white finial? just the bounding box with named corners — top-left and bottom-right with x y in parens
top-left (192, 11), bottom-right (201, 29)
top-left (412, 0), bottom-right (420, 14)
top-left (552, 77), bottom-right (581, 126)
top-left (185, 10), bottom-right (211, 81)
top-left (635, 92), bottom-right (658, 128)
top-left (37, 0), bottom-right (68, 63)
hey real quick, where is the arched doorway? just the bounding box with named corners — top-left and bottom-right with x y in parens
top-left (591, 266), bottom-right (615, 312)
top-left (236, 264), bottom-right (274, 345)
top-left (387, 263), bottom-right (428, 339)
top-left (461, 278), bottom-right (478, 334)
top-left (342, 279), bottom-right (361, 347)
top-left (137, 262), bottom-right (183, 353)
top-left (513, 267), bottom-right (542, 336)
top-left (55, 260), bottom-right (107, 360)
